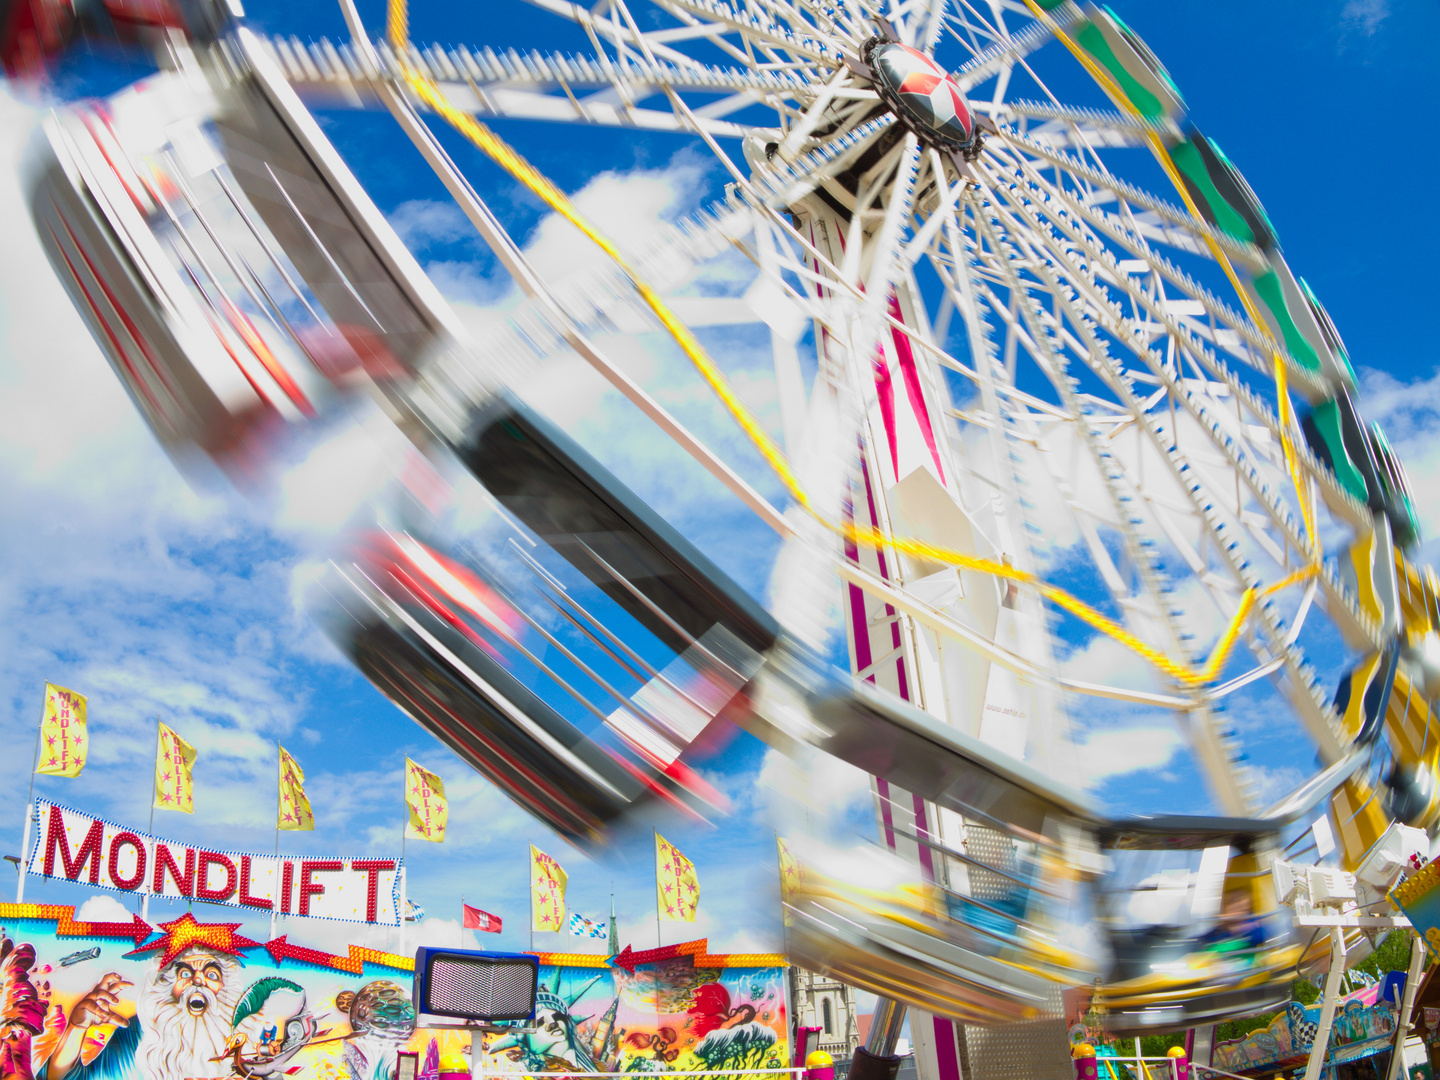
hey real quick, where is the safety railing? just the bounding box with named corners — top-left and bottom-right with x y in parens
top-left (472, 1071), bottom-right (808, 1079)
top-left (1190, 1065), bottom-right (1257, 1080)
top-left (1088, 1055), bottom-right (1189, 1080)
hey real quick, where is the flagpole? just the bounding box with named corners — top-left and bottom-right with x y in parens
top-left (460, 895), bottom-right (464, 948)
top-left (15, 687), bottom-right (47, 904)
top-left (271, 741), bottom-right (281, 940)
top-left (142, 719), bottom-right (161, 923)
top-left (398, 778), bottom-right (409, 960)
top-left (775, 831), bottom-right (789, 961)
top-left (528, 841), bottom-right (534, 953)
top-left (653, 828), bottom-right (662, 949)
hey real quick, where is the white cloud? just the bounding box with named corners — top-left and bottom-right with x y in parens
top-left (387, 199), bottom-right (475, 253)
top-left (1247, 763), bottom-right (1305, 807)
top-left (1341, 0), bottom-right (1390, 37)
top-left (1077, 725), bottom-right (1183, 783)
top-left (519, 153), bottom-right (714, 284)
top-left (75, 893), bottom-right (136, 923)
top-left (1356, 365), bottom-right (1440, 561)
top-left (753, 746), bottom-right (874, 837)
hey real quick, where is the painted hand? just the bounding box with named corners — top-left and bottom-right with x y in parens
top-left (68, 973), bottom-right (132, 1029)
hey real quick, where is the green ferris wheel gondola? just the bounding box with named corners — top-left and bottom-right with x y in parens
top-left (1244, 256), bottom-right (1358, 391)
top-left (1301, 278), bottom-right (1357, 385)
top-left (1029, 1), bottom-right (1184, 122)
top-left (1303, 392), bottom-right (1421, 549)
top-left (1303, 391), bottom-right (1383, 507)
top-left (1169, 131), bottom-right (1277, 251)
top-left (1064, 4), bottom-right (1187, 122)
top-left (1368, 424), bottom-right (1422, 549)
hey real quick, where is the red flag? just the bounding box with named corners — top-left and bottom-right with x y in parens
top-left (463, 903), bottom-right (501, 933)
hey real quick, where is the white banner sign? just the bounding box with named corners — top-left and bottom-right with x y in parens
top-left (27, 800), bottom-right (402, 926)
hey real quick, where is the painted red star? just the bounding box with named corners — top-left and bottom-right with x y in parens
top-left (126, 912), bottom-right (260, 967)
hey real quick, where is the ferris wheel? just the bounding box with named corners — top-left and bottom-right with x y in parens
top-left (285, 0), bottom-right (1433, 863)
top-left (266, 0), bottom-right (1418, 815)
top-left (19, 0), bottom-right (1440, 1051)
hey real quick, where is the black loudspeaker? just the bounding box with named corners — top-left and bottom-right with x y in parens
top-left (412, 947), bottom-right (539, 1023)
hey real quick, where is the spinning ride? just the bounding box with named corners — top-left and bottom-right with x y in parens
top-left (15, 0), bottom-right (1440, 1052)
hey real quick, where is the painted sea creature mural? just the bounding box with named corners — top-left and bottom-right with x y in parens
top-left (477, 948), bottom-right (787, 1078)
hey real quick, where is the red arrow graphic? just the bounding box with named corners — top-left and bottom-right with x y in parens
top-left (610, 941), bottom-right (697, 972)
top-left (84, 914), bottom-right (155, 949)
top-left (264, 936), bottom-right (414, 974)
top-left (265, 935), bottom-right (347, 970)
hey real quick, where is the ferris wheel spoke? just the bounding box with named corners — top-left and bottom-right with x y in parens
top-left (949, 207), bottom-right (1258, 799)
top-left (983, 156), bottom-right (1373, 650)
top-left (983, 140), bottom-right (1373, 549)
top-left (648, 0), bottom-right (836, 63)
top-left (772, 64), bottom-right (865, 161)
top-left (969, 201), bottom-right (1338, 808)
top-left (968, 169), bottom-right (1351, 765)
top-left (272, 34), bottom-right (806, 136)
top-left (947, 13), bottom-right (1057, 94)
top-left (760, 116), bottom-right (897, 209)
top-left (979, 102), bottom-right (1168, 151)
top-left (1000, 126), bottom-right (1263, 269)
top-left (989, 99), bottom-right (1178, 142)
top-left (914, 0), bottom-right (949, 52)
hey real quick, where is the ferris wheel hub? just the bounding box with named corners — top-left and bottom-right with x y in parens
top-left (863, 38), bottom-right (976, 154)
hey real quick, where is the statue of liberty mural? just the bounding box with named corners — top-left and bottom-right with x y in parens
top-left (488, 973), bottom-right (607, 1073)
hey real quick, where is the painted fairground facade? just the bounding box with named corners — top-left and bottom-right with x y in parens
top-left (1210, 985), bottom-right (1400, 1075)
top-left (477, 943), bottom-right (789, 1076)
top-left (0, 906), bottom-right (787, 1080)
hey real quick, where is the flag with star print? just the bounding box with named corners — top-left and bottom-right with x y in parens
top-left (655, 832), bottom-right (699, 922)
top-left (35, 683), bottom-right (87, 777)
top-left (277, 745), bottom-right (315, 831)
top-left (153, 721), bottom-right (196, 813)
top-left (776, 835), bottom-right (800, 922)
top-left (405, 758), bottom-right (447, 842)
top-left (530, 845), bottom-right (567, 932)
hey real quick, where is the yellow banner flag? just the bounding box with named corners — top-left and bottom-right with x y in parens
top-left (776, 836), bottom-right (801, 906)
top-left (278, 746), bottom-right (315, 831)
top-left (154, 722), bottom-right (196, 813)
top-left (405, 759), bottom-right (447, 842)
top-left (530, 845), bottom-right (567, 932)
top-left (656, 832), bottom-right (699, 922)
top-left (35, 684), bottom-right (88, 778)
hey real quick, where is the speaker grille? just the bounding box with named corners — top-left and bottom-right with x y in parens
top-left (427, 956), bottom-right (536, 1019)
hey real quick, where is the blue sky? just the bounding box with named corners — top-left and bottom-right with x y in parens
top-left (2, 0), bottom-right (1438, 964)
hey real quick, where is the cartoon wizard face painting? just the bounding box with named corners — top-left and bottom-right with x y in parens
top-left (37, 915), bottom-right (320, 1080)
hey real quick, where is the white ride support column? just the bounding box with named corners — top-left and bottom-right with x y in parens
top-left (1303, 927), bottom-right (1348, 1080)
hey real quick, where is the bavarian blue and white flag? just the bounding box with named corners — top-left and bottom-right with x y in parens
top-left (568, 911), bottom-right (607, 938)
